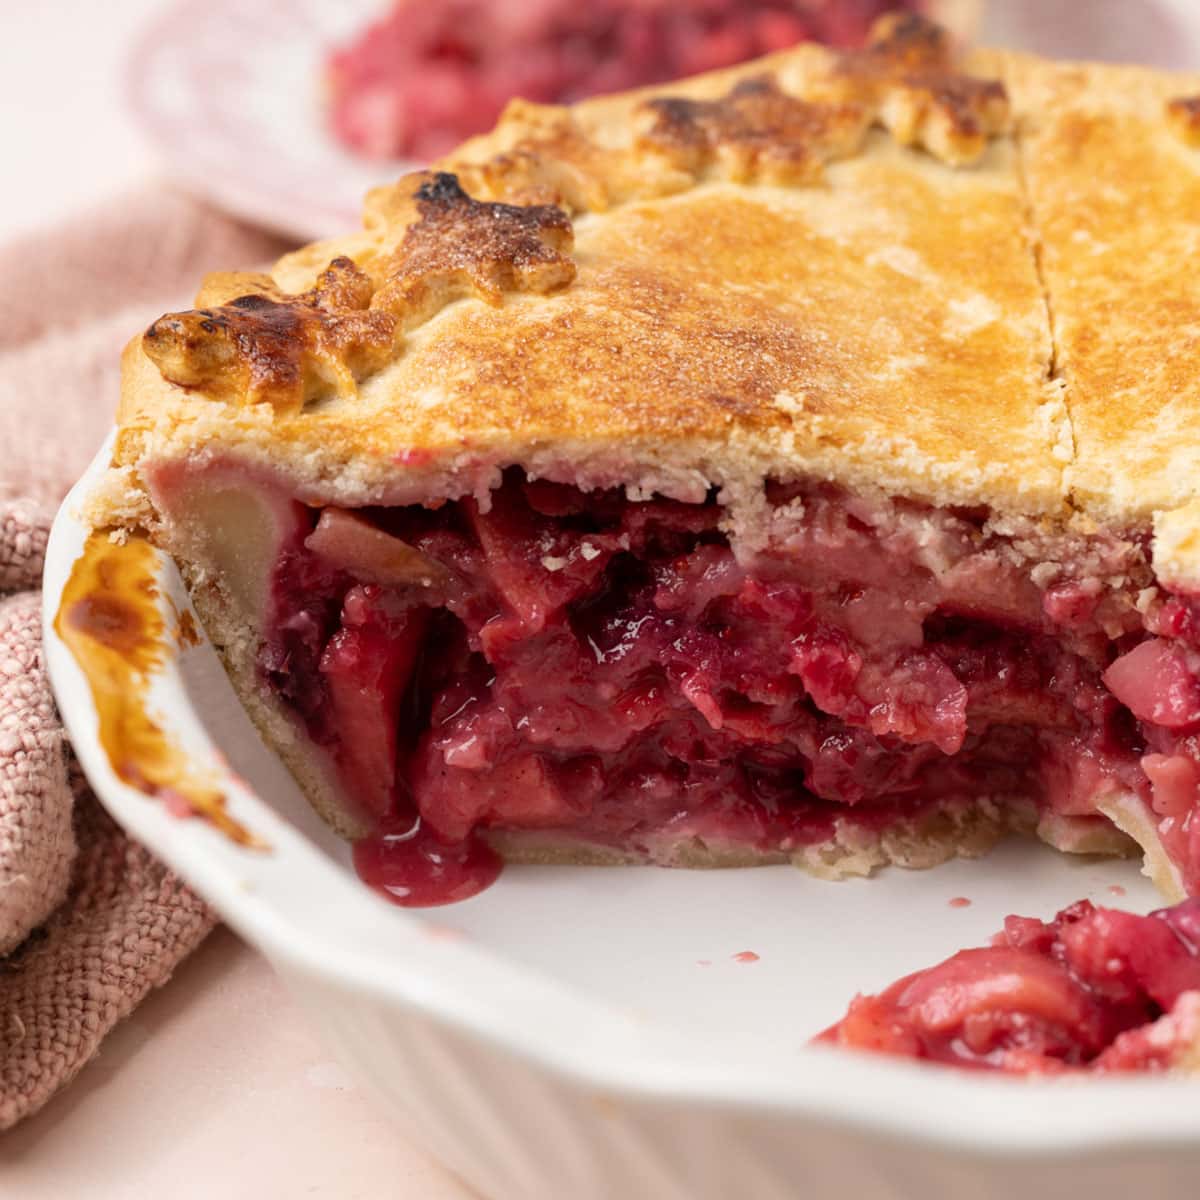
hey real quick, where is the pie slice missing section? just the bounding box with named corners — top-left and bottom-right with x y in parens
top-left (85, 18), bottom-right (1200, 913)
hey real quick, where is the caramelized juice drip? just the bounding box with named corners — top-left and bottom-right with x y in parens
top-left (172, 604), bottom-right (201, 648)
top-left (55, 531), bottom-right (261, 847)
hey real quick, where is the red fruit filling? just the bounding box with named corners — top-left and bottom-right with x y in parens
top-left (251, 468), bottom-right (1200, 906)
top-left (819, 898), bottom-right (1200, 1073)
top-left (325, 0), bottom-right (925, 161)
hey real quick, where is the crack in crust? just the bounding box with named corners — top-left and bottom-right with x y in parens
top-left (143, 257), bottom-right (398, 415)
top-left (638, 76), bottom-right (871, 185)
top-left (828, 13), bottom-right (1010, 165)
top-left (371, 171), bottom-right (577, 329)
top-left (1168, 95), bottom-right (1200, 146)
top-left (143, 173), bottom-right (576, 412)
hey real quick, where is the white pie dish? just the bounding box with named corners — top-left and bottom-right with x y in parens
top-left (43, 436), bottom-right (1200, 1200)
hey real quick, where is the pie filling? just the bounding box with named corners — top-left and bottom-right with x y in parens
top-left (819, 897), bottom-right (1200, 1073)
top-left (181, 463), bottom-right (1200, 907)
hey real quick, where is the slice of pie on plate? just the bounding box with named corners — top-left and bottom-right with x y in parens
top-left (82, 16), bottom-right (1200, 919)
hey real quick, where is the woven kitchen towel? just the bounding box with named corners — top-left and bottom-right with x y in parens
top-left (0, 188), bottom-right (291, 1129)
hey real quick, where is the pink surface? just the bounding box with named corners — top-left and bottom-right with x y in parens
top-left (0, 928), bottom-right (477, 1198)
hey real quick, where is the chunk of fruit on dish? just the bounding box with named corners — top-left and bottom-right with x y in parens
top-left (818, 898), bottom-right (1200, 1073)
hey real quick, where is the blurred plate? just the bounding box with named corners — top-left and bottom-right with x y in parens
top-left (126, 0), bottom-right (978, 244)
top-left (127, 0), bottom-right (412, 242)
top-left (980, 0), bottom-right (1200, 70)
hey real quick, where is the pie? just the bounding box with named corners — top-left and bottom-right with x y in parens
top-left (820, 897), bottom-right (1200, 1074)
top-left (86, 15), bottom-right (1200, 923)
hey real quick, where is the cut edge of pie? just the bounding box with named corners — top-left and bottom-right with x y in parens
top-left (81, 17), bottom-right (1200, 914)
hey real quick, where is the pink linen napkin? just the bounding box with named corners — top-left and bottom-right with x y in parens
top-left (0, 188), bottom-right (292, 1128)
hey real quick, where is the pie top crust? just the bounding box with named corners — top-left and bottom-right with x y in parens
top-left (983, 50), bottom-right (1200, 531)
top-left (102, 17), bottom-right (1200, 580)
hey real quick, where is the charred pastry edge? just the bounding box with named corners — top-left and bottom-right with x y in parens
top-left (143, 256), bottom-right (398, 416)
top-left (142, 172), bottom-right (576, 413)
top-left (1168, 94), bottom-right (1200, 146)
top-left (827, 12), bottom-right (1010, 165)
top-left (140, 15), bottom-right (1004, 413)
top-left (636, 76), bottom-right (874, 186)
top-left (372, 171), bottom-right (576, 331)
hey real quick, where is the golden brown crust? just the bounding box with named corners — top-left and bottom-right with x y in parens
top-left (143, 257), bottom-right (397, 414)
top-left (371, 171), bottom-right (576, 327)
top-left (135, 16), bottom-right (1011, 431)
top-left (452, 99), bottom-right (671, 213)
top-left (446, 14), bottom-right (1007, 213)
top-left (830, 12), bottom-right (1009, 164)
top-left (989, 51), bottom-right (1200, 526)
top-left (113, 141), bottom-right (1063, 520)
top-left (112, 23), bottom-right (1059, 524)
top-left (633, 14), bottom-right (1009, 188)
top-left (142, 173), bottom-right (576, 415)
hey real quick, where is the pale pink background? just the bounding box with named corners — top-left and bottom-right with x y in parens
top-left (0, 2), bottom-right (472, 1194)
top-left (1, 931), bottom-right (475, 1198)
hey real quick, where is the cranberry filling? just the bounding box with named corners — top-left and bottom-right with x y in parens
top-left (819, 898), bottom-right (1200, 1073)
top-left (257, 469), bottom-right (1200, 906)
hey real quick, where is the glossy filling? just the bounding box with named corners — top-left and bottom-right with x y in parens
top-left (819, 897), bottom-right (1200, 1072)
top-left (256, 471), bottom-right (1200, 904)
